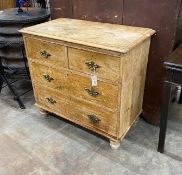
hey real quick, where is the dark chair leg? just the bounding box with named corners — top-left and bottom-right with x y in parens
top-left (179, 87), bottom-right (182, 104)
top-left (0, 75), bottom-right (3, 93)
top-left (21, 48), bottom-right (30, 79)
top-left (0, 57), bottom-right (3, 93)
top-left (1, 74), bottom-right (25, 109)
top-left (158, 82), bottom-right (173, 153)
top-left (0, 57), bottom-right (25, 109)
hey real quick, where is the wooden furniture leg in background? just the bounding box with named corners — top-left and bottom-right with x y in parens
top-left (40, 108), bottom-right (48, 116)
top-left (158, 82), bottom-right (173, 153)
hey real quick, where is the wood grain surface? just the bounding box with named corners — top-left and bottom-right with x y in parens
top-left (20, 18), bottom-right (155, 54)
top-left (0, 0), bottom-right (16, 10)
top-left (35, 85), bottom-right (118, 137)
top-left (29, 62), bottom-right (119, 110)
top-left (68, 47), bottom-right (121, 84)
top-left (25, 37), bottom-right (68, 68)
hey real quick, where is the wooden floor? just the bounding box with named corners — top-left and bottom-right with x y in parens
top-left (0, 80), bottom-right (181, 175)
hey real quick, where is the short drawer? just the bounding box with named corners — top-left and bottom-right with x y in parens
top-left (35, 86), bottom-right (118, 137)
top-left (24, 37), bottom-right (67, 68)
top-left (30, 63), bottom-right (119, 110)
top-left (68, 48), bottom-right (121, 83)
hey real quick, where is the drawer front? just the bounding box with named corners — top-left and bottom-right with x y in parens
top-left (30, 63), bottom-right (118, 110)
top-left (25, 37), bottom-right (67, 68)
top-left (35, 86), bottom-right (118, 137)
top-left (68, 48), bottom-right (120, 83)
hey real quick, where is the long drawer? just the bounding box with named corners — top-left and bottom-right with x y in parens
top-left (30, 62), bottom-right (119, 110)
top-left (24, 37), bottom-right (67, 68)
top-left (35, 86), bottom-right (118, 137)
top-left (68, 47), bottom-right (121, 83)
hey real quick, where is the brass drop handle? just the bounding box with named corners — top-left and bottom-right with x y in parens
top-left (46, 97), bottom-right (57, 105)
top-left (85, 61), bottom-right (101, 72)
top-left (87, 114), bottom-right (101, 124)
top-left (43, 74), bottom-right (54, 82)
top-left (40, 50), bottom-right (51, 58)
top-left (84, 87), bottom-right (100, 97)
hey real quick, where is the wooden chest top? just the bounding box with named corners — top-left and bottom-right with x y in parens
top-left (20, 18), bottom-right (155, 54)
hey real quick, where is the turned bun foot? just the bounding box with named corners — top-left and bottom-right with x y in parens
top-left (110, 140), bottom-right (120, 150)
top-left (39, 108), bottom-right (48, 116)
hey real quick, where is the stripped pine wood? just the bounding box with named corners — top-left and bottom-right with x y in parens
top-left (35, 85), bottom-right (118, 137)
top-left (119, 39), bottom-right (151, 138)
top-left (20, 18), bottom-right (155, 54)
top-left (29, 62), bottom-right (119, 110)
top-left (21, 18), bottom-right (155, 149)
top-left (25, 37), bottom-right (68, 69)
top-left (68, 47), bottom-right (121, 84)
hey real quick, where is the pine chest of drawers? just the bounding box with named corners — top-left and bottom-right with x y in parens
top-left (20, 18), bottom-right (155, 149)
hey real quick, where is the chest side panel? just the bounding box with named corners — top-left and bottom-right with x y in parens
top-left (119, 38), bottom-right (151, 137)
